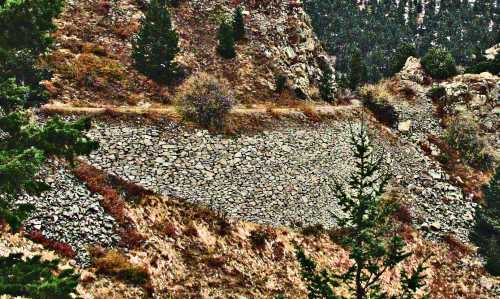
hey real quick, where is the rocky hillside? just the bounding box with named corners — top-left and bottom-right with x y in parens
top-left (45, 0), bottom-right (330, 107)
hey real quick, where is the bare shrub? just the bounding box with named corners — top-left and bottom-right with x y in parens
top-left (175, 73), bottom-right (235, 130)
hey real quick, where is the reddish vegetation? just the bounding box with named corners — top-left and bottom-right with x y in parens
top-left (25, 229), bottom-right (77, 258)
top-left (72, 162), bottom-right (146, 248)
top-left (427, 135), bottom-right (487, 200)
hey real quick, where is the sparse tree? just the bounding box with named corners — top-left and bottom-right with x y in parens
top-left (217, 21), bottom-right (236, 59)
top-left (233, 6), bottom-right (245, 41)
top-left (133, 0), bottom-right (180, 84)
top-left (297, 122), bottom-right (429, 299)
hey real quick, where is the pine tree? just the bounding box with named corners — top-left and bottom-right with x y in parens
top-left (319, 67), bottom-right (335, 102)
top-left (348, 48), bottom-right (367, 90)
top-left (132, 0), bottom-right (180, 84)
top-left (0, 0), bottom-right (98, 232)
top-left (0, 253), bottom-right (80, 298)
top-left (217, 21), bottom-right (236, 59)
top-left (297, 122), bottom-right (429, 298)
top-left (233, 6), bottom-right (245, 41)
top-left (0, 0), bottom-right (64, 54)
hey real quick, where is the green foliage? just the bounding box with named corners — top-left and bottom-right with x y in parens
top-left (174, 73), bottom-right (234, 131)
top-left (426, 85), bottom-right (446, 101)
top-left (471, 167), bottom-right (500, 276)
top-left (389, 43), bottom-right (417, 75)
top-left (421, 47), bottom-right (457, 79)
top-left (444, 117), bottom-right (494, 171)
top-left (0, 0), bottom-right (64, 54)
top-left (132, 0), bottom-right (180, 84)
top-left (319, 67), bottom-right (335, 102)
top-left (304, 0), bottom-right (497, 83)
top-left (275, 74), bottom-right (287, 93)
top-left (0, 0), bottom-right (97, 233)
top-left (348, 48), bottom-right (367, 90)
top-left (297, 123), bottom-right (429, 298)
top-left (217, 21), bottom-right (236, 59)
top-left (233, 6), bottom-right (245, 41)
top-left (0, 78), bottom-right (30, 114)
top-left (465, 53), bottom-right (500, 74)
top-left (0, 253), bottom-right (80, 299)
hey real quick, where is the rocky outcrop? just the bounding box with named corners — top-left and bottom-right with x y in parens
top-left (397, 56), bottom-right (426, 84)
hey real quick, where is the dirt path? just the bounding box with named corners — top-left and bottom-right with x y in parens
top-left (40, 101), bottom-right (362, 117)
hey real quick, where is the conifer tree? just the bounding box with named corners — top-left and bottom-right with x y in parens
top-left (297, 122), bottom-right (429, 298)
top-left (0, 0), bottom-right (98, 232)
top-left (233, 6), bottom-right (245, 41)
top-left (217, 21), bottom-right (236, 59)
top-left (132, 0), bottom-right (180, 84)
top-left (0, 253), bottom-right (80, 298)
top-left (348, 48), bottom-right (367, 90)
top-left (319, 67), bottom-right (335, 102)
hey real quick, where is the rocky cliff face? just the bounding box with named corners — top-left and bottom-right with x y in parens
top-left (48, 0), bottom-right (332, 106)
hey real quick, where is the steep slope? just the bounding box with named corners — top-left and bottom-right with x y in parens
top-left (45, 0), bottom-right (330, 107)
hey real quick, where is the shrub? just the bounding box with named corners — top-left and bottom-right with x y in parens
top-left (275, 74), bottom-right (287, 93)
top-left (217, 21), bottom-right (236, 59)
top-left (132, 0), bottom-right (180, 84)
top-left (465, 53), bottom-right (500, 74)
top-left (249, 229), bottom-right (270, 249)
top-left (175, 73), bottom-right (234, 130)
top-left (301, 223), bottom-right (325, 237)
top-left (444, 117), bottom-right (494, 171)
top-left (93, 250), bottom-right (150, 286)
top-left (427, 85), bottom-right (446, 101)
top-left (421, 47), bottom-right (457, 79)
top-left (471, 167), bottom-right (499, 275)
top-left (0, 78), bottom-right (30, 113)
top-left (389, 43), bottom-right (417, 75)
top-left (0, 253), bottom-right (80, 299)
top-left (233, 6), bottom-right (245, 41)
top-left (360, 86), bottom-right (399, 128)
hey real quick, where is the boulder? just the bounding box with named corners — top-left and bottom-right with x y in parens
top-left (397, 56), bottom-right (426, 84)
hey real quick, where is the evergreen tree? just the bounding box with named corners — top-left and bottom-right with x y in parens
top-left (0, 0), bottom-right (64, 54)
top-left (319, 67), bottom-right (335, 102)
top-left (0, 0), bottom-right (98, 232)
top-left (471, 167), bottom-right (500, 276)
top-left (0, 253), bottom-right (80, 298)
top-left (297, 122), bottom-right (429, 298)
top-left (348, 47), bottom-right (367, 90)
top-left (132, 0), bottom-right (180, 84)
top-left (421, 47), bottom-right (457, 79)
top-left (217, 21), bottom-right (236, 59)
top-left (389, 43), bottom-right (417, 75)
top-left (233, 6), bottom-right (245, 41)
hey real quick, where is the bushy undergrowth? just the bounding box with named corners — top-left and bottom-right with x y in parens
top-left (444, 117), bottom-right (494, 171)
top-left (421, 47), bottom-right (457, 79)
top-left (92, 250), bottom-right (150, 286)
top-left (175, 73), bottom-right (234, 130)
top-left (360, 85), bottom-right (399, 128)
top-left (0, 253), bottom-right (80, 299)
top-left (465, 53), bottom-right (500, 75)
